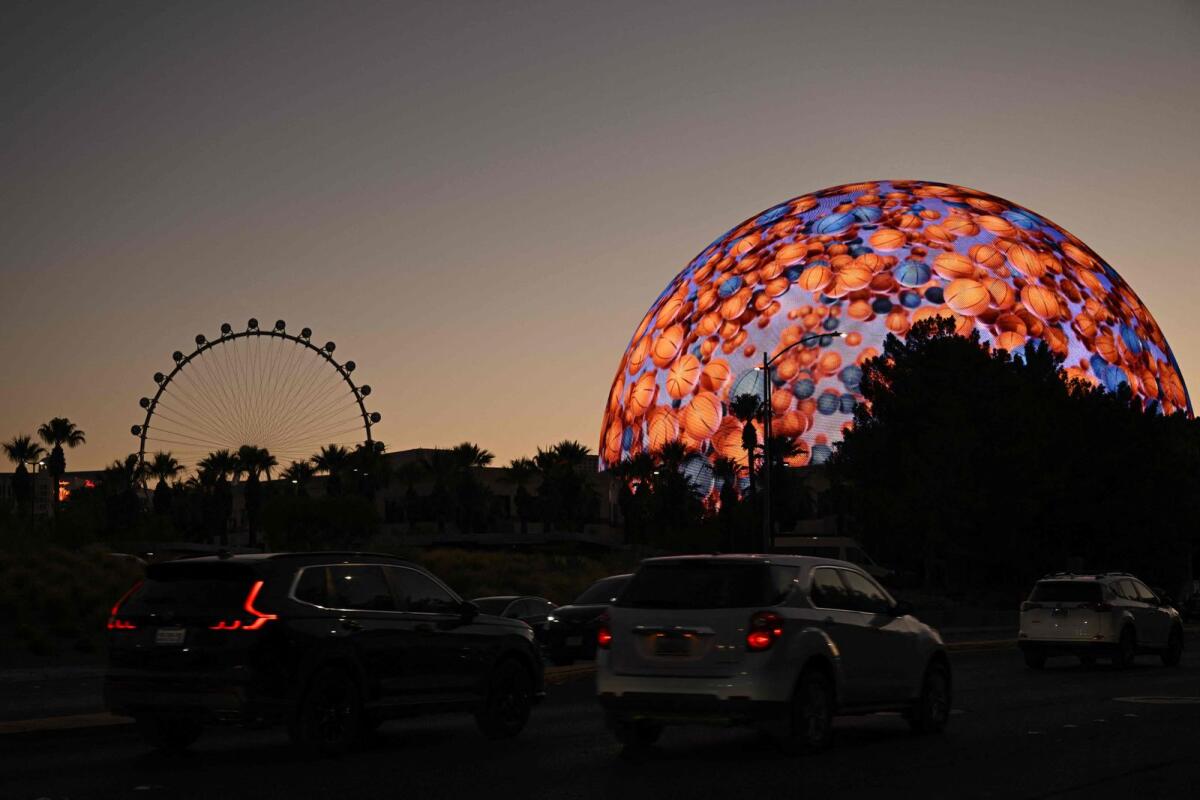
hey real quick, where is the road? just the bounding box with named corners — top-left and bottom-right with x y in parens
top-left (2, 641), bottom-right (1199, 800)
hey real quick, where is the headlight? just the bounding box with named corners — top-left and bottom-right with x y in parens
top-left (546, 615), bottom-right (557, 623)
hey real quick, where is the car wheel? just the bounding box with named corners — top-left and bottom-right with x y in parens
top-left (777, 668), bottom-right (835, 755)
top-left (1023, 650), bottom-right (1046, 670)
top-left (1113, 627), bottom-right (1136, 669)
top-left (906, 662), bottom-right (951, 734)
top-left (288, 665), bottom-right (364, 756)
top-left (135, 714), bottom-right (203, 752)
top-left (475, 659), bottom-right (533, 739)
top-left (607, 713), bottom-right (663, 752)
top-left (1162, 627), bottom-right (1183, 667)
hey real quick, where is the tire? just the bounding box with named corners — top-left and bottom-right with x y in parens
top-left (1162, 627), bottom-right (1183, 667)
top-left (135, 714), bottom-right (203, 752)
top-left (906, 662), bottom-right (951, 734)
top-left (607, 713), bottom-right (663, 752)
top-left (1023, 650), bottom-right (1046, 670)
top-left (287, 665), bottom-right (365, 756)
top-left (1078, 655), bottom-right (1096, 668)
top-left (776, 668), bottom-right (835, 755)
top-left (1113, 627), bottom-right (1136, 669)
top-left (475, 659), bottom-right (533, 740)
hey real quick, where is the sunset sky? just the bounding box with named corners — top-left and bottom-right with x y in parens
top-left (3, 0), bottom-right (1198, 472)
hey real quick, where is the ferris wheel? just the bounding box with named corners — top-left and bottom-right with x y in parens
top-left (132, 319), bottom-right (381, 477)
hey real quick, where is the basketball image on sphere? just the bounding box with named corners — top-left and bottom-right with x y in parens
top-left (598, 180), bottom-right (1193, 504)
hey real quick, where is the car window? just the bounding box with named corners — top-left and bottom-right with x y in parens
top-left (327, 565), bottom-right (396, 611)
top-left (294, 566), bottom-right (332, 606)
top-left (1029, 581), bottom-right (1102, 603)
top-left (838, 569), bottom-right (892, 614)
top-left (809, 567), bottom-right (852, 610)
top-left (471, 597), bottom-right (512, 616)
top-left (505, 600), bottom-right (529, 618)
top-left (1131, 581), bottom-right (1157, 603)
top-left (393, 568), bottom-right (460, 614)
top-left (575, 576), bottom-right (629, 605)
top-left (1114, 580), bottom-right (1137, 601)
top-left (618, 562), bottom-right (793, 609)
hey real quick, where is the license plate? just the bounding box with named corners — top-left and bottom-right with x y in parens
top-left (566, 635), bottom-right (583, 647)
top-left (155, 627), bottom-right (186, 645)
top-left (654, 636), bottom-right (691, 657)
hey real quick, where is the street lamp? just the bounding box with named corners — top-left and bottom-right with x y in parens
top-left (756, 330), bottom-right (845, 552)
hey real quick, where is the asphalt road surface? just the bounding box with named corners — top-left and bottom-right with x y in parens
top-left (3, 641), bottom-right (1199, 800)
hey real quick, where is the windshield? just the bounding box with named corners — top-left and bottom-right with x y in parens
top-left (1029, 581), bottom-right (1103, 603)
top-left (574, 576), bottom-right (629, 605)
top-left (617, 562), bottom-right (798, 609)
top-left (473, 597), bottom-right (514, 616)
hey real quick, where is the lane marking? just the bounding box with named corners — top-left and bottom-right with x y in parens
top-left (1115, 696), bottom-right (1200, 705)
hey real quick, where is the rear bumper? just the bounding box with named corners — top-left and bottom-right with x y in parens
top-left (104, 671), bottom-right (289, 722)
top-left (598, 691), bottom-right (787, 726)
top-left (1018, 639), bottom-right (1117, 657)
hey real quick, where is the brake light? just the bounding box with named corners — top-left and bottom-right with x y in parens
top-left (209, 580), bottom-right (277, 631)
top-left (106, 580), bottom-right (143, 630)
top-left (1020, 602), bottom-right (1042, 612)
top-left (746, 611), bottom-right (784, 651)
top-left (596, 613), bottom-right (612, 649)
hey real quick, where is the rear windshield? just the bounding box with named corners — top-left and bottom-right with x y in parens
top-left (1029, 581), bottom-right (1103, 603)
top-left (124, 562), bottom-right (258, 614)
top-left (473, 598), bottom-right (513, 616)
top-left (574, 576), bottom-right (629, 605)
top-left (617, 562), bottom-right (798, 609)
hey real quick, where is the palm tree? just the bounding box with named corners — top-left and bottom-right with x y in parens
top-left (392, 460), bottom-right (426, 534)
top-left (448, 442), bottom-right (495, 534)
top-left (3, 434), bottom-right (46, 518)
top-left (313, 444), bottom-right (351, 497)
top-left (504, 457), bottom-right (539, 534)
top-left (236, 445), bottom-right (277, 547)
top-left (729, 394), bottom-right (763, 496)
top-left (534, 440), bottom-right (595, 533)
top-left (280, 459), bottom-right (316, 496)
top-left (198, 449), bottom-right (237, 544)
top-left (350, 441), bottom-right (389, 499)
top-left (148, 451), bottom-right (184, 515)
top-left (36, 417), bottom-right (86, 517)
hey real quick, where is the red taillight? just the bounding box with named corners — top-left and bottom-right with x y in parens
top-left (596, 613), bottom-right (612, 649)
top-left (106, 580), bottom-right (143, 631)
top-left (746, 611), bottom-right (784, 651)
top-left (209, 580), bottom-right (277, 631)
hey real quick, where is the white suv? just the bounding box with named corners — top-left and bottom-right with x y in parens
top-left (1018, 573), bottom-right (1183, 669)
top-left (595, 554), bottom-right (950, 753)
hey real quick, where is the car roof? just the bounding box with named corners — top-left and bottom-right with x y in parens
top-left (640, 553), bottom-right (859, 569)
top-left (1037, 573), bottom-right (1137, 582)
top-left (167, 551), bottom-right (421, 569)
top-left (474, 595), bottom-right (520, 602)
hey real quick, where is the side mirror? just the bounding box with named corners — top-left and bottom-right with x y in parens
top-left (892, 600), bottom-right (915, 617)
top-left (459, 601), bottom-right (479, 622)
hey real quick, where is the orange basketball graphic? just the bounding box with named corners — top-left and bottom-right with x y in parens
top-left (945, 278), bottom-right (990, 316)
top-left (932, 252), bottom-right (977, 281)
top-left (682, 391), bottom-right (723, 439)
top-left (869, 228), bottom-right (907, 250)
top-left (666, 354), bottom-right (701, 400)
top-left (798, 264), bottom-right (833, 292)
top-left (1020, 284), bottom-right (1059, 321)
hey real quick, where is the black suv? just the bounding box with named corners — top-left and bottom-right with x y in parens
top-left (104, 552), bottom-right (544, 753)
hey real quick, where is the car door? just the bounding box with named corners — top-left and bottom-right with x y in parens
top-left (837, 568), bottom-right (919, 701)
top-left (807, 566), bottom-right (878, 705)
top-left (304, 564), bottom-right (413, 699)
top-left (1130, 580), bottom-right (1171, 646)
top-left (389, 566), bottom-right (488, 698)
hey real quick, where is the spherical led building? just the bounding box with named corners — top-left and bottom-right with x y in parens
top-left (599, 180), bottom-right (1191, 481)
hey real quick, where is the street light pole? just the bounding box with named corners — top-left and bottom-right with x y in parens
top-left (758, 330), bottom-right (845, 553)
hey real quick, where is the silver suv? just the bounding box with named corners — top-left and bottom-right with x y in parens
top-left (595, 555), bottom-right (950, 753)
top-left (1018, 573), bottom-right (1183, 669)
